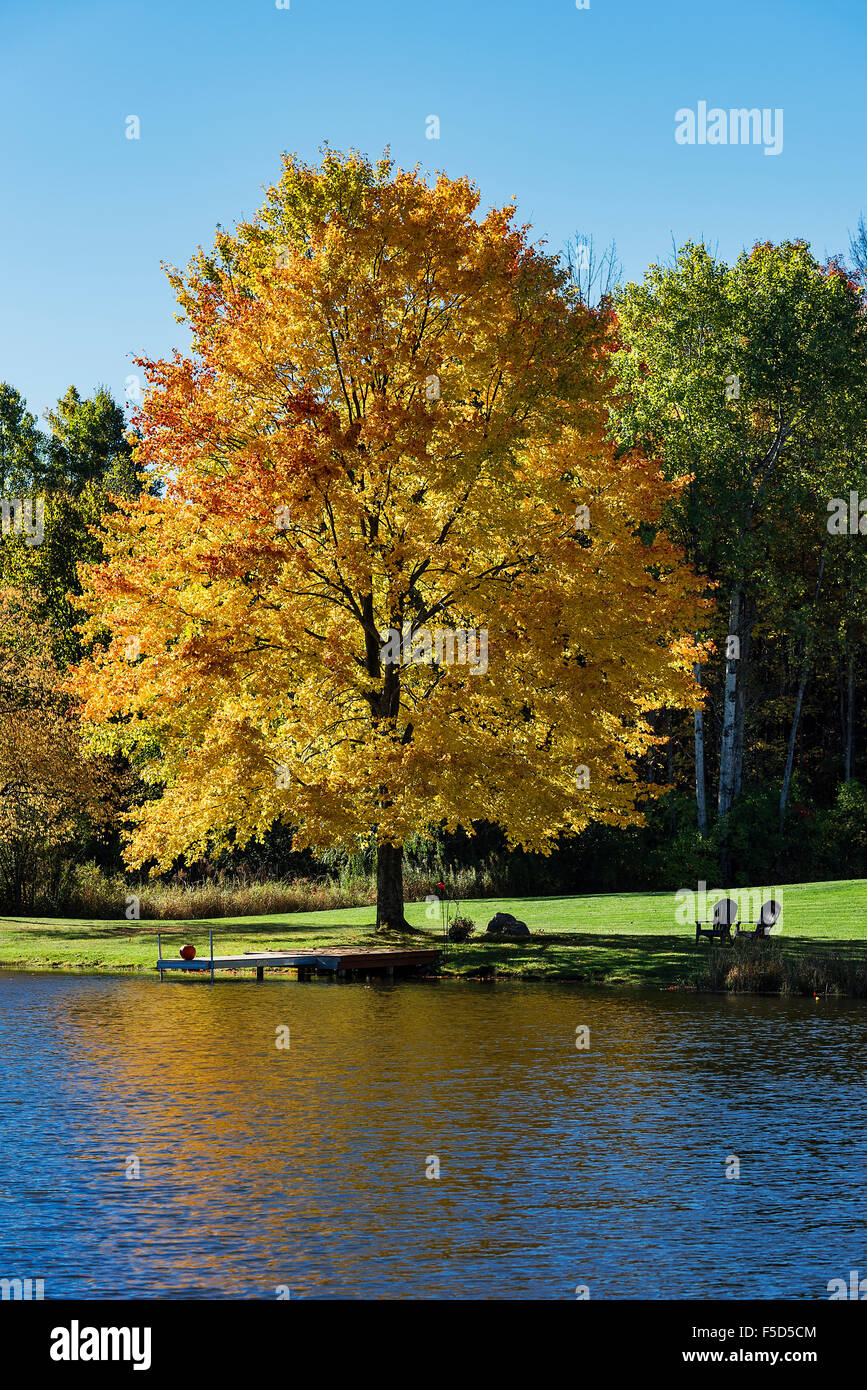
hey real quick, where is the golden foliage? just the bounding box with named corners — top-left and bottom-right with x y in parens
top-left (69, 151), bottom-right (709, 871)
top-left (0, 588), bottom-right (114, 902)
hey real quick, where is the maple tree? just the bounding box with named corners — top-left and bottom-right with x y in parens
top-left (69, 150), bottom-right (708, 929)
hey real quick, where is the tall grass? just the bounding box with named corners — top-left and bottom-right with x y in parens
top-left (56, 860), bottom-right (499, 920)
top-left (693, 938), bottom-right (867, 997)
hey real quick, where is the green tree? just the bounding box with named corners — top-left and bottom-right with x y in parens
top-left (0, 383), bottom-right (44, 495)
top-left (612, 241), bottom-right (867, 863)
top-left (0, 386), bottom-right (147, 664)
top-left (0, 489), bottom-right (108, 664)
top-left (43, 385), bottom-right (137, 495)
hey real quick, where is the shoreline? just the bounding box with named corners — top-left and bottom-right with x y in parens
top-left (3, 879), bottom-right (867, 995)
top-left (2, 955), bottom-right (867, 999)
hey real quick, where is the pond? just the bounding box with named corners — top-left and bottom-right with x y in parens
top-left (0, 973), bottom-right (864, 1299)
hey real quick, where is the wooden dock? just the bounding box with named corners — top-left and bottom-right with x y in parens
top-left (156, 940), bottom-right (440, 982)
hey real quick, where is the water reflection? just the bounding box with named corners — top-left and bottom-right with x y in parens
top-left (0, 973), bottom-right (864, 1299)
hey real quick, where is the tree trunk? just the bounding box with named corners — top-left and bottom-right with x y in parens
top-left (780, 547), bottom-right (826, 831)
top-left (732, 601), bottom-right (753, 800)
top-left (693, 663), bottom-right (707, 836)
top-left (845, 647), bottom-right (855, 782)
top-left (779, 665), bottom-right (808, 832)
top-left (667, 712), bottom-right (676, 835)
top-left (717, 585), bottom-right (742, 820)
top-left (376, 840), bottom-right (409, 931)
top-left (368, 593), bottom-right (412, 934)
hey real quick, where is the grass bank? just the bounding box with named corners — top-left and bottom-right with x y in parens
top-left (1, 878), bottom-right (866, 993)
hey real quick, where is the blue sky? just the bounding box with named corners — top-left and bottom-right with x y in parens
top-left (2, 0), bottom-right (865, 423)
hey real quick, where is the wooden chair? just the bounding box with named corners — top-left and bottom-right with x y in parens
top-left (695, 897), bottom-right (739, 944)
top-left (736, 899), bottom-right (781, 939)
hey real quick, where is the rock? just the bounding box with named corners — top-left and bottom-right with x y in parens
top-left (486, 912), bottom-right (514, 933)
top-left (486, 912), bottom-right (531, 938)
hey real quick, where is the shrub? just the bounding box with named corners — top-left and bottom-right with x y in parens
top-left (447, 915), bottom-right (476, 943)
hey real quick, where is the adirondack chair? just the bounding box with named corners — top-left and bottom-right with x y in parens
top-left (736, 899), bottom-right (781, 939)
top-left (695, 897), bottom-right (739, 944)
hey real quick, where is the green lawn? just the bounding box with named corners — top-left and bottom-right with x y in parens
top-left (1, 878), bottom-right (866, 988)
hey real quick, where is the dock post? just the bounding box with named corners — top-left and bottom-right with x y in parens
top-left (256, 965), bottom-right (264, 982)
top-left (157, 932), bottom-right (163, 982)
top-left (210, 929), bottom-right (214, 984)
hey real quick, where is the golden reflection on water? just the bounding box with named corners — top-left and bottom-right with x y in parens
top-left (2, 975), bottom-right (864, 1298)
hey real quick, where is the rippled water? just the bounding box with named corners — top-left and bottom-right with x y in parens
top-left (0, 972), bottom-right (864, 1299)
